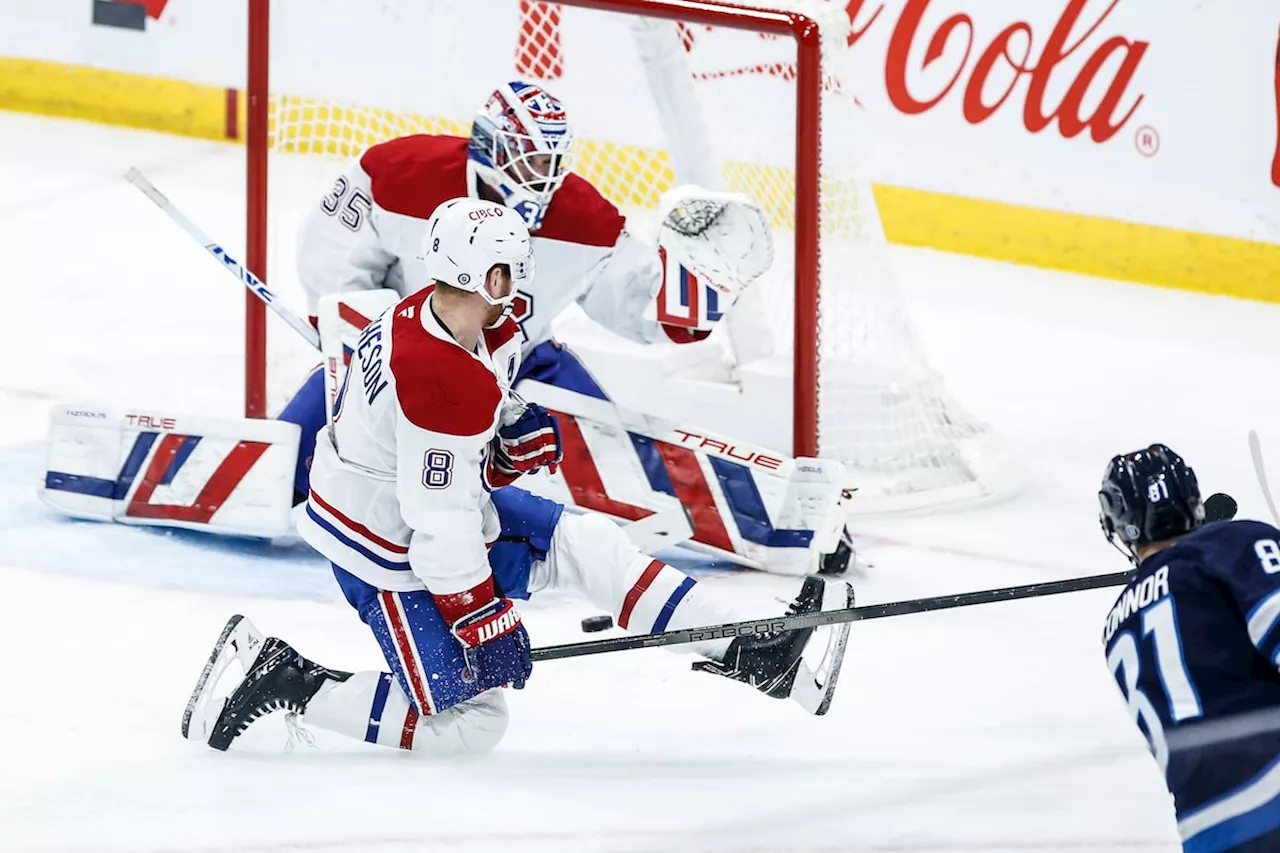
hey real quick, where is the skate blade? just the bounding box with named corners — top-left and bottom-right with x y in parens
top-left (789, 581), bottom-right (855, 716)
top-left (181, 615), bottom-right (265, 744)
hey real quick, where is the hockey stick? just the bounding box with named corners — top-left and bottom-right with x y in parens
top-left (531, 569), bottom-right (1133, 662)
top-left (563, 492), bottom-right (1242, 646)
top-left (1249, 430), bottom-right (1280, 525)
top-left (124, 168), bottom-right (321, 350)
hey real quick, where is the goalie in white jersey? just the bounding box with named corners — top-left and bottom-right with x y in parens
top-left (183, 199), bottom-right (852, 754)
top-left (277, 80), bottom-right (851, 577)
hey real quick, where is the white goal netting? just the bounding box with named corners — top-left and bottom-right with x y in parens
top-left (259, 0), bottom-right (1018, 514)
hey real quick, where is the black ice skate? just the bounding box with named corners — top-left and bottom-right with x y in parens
top-left (693, 577), bottom-right (854, 715)
top-left (182, 615), bottom-right (349, 751)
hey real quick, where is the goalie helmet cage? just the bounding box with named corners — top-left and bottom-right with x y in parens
top-left (244, 0), bottom-right (1019, 514)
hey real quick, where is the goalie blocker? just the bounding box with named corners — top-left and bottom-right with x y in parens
top-left (40, 405), bottom-right (299, 538)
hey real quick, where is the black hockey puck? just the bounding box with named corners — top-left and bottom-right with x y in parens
top-left (581, 615), bottom-right (613, 633)
top-left (1205, 492), bottom-right (1238, 522)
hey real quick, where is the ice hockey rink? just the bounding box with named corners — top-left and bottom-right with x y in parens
top-left (2, 109), bottom-right (1280, 852)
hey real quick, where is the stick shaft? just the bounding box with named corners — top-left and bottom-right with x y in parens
top-left (531, 569), bottom-right (1132, 662)
top-left (1250, 430), bottom-right (1280, 526)
top-left (125, 168), bottom-right (321, 351)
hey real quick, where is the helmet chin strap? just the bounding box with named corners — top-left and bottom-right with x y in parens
top-left (1110, 535), bottom-right (1140, 567)
top-left (1101, 519), bottom-right (1141, 566)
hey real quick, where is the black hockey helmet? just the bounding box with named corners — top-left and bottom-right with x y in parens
top-left (1099, 444), bottom-right (1204, 562)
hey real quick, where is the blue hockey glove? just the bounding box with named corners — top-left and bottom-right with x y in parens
top-left (485, 400), bottom-right (562, 488)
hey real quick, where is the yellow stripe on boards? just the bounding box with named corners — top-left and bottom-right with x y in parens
top-left (0, 58), bottom-right (232, 141)
top-left (874, 185), bottom-right (1280, 304)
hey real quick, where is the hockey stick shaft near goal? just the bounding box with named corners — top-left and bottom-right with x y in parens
top-left (530, 569), bottom-right (1133, 662)
top-left (124, 168), bottom-right (322, 351)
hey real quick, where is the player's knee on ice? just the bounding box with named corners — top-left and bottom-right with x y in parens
top-left (414, 690), bottom-right (510, 756)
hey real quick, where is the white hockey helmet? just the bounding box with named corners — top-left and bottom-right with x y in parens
top-left (467, 81), bottom-right (574, 231)
top-left (421, 198), bottom-right (534, 310)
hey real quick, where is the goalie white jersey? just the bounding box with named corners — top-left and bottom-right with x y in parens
top-left (297, 287), bottom-right (524, 596)
top-left (298, 134), bottom-right (703, 350)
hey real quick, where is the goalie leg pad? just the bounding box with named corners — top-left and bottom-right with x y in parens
top-left (41, 404), bottom-right (301, 538)
top-left (513, 379), bottom-right (848, 575)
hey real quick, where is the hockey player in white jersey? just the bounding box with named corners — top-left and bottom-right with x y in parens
top-left (183, 199), bottom-right (852, 754)
top-left (276, 79), bottom-right (852, 577)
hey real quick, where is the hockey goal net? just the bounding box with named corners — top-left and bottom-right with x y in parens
top-left (249, 0), bottom-right (1017, 514)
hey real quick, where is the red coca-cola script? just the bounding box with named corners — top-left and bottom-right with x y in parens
top-left (848, 0), bottom-right (1146, 142)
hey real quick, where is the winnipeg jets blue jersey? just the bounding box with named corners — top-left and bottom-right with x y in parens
top-left (1102, 520), bottom-right (1280, 852)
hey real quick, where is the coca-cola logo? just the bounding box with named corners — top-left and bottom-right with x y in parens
top-left (850, 0), bottom-right (1147, 142)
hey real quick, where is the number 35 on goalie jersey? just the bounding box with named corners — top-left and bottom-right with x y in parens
top-left (1101, 520), bottom-right (1280, 831)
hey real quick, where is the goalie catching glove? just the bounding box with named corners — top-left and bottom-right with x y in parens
top-left (484, 394), bottom-right (563, 489)
top-left (654, 185), bottom-right (773, 334)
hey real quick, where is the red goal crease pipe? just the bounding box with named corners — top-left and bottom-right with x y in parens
top-left (245, 0), bottom-right (270, 419)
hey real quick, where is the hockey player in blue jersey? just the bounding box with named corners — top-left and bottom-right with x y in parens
top-left (1100, 444), bottom-right (1280, 852)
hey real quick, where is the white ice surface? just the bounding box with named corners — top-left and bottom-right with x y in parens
top-left (3, 111), bottom-right (1280, 851)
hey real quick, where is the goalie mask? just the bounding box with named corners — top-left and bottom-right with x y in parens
top-left (468, 81), bottom-right (574, 231)
top-left (420, 198), bottom-right (534, 322)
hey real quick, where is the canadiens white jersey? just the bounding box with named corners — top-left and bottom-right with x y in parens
top-left (297, 134), bottom-right (703, 350)
top-left (297, 287), bottom-right (524, 596)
